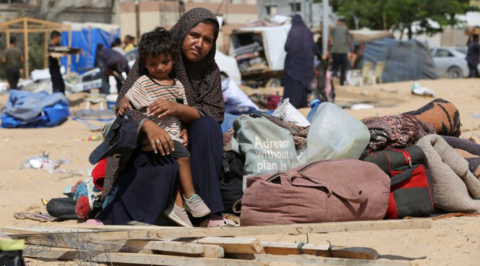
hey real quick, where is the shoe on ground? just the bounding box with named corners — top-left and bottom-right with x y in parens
top-left (164, 204), bottom-right (193, 227)
top-left (183, 194), bottom-right (211, 218)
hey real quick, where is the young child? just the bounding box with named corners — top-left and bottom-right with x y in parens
top-left (119, 27), bottom-right (210, 227)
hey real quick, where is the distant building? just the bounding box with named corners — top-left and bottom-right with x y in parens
top-left (257, 0), bottom-right (337, 28)
top-left (0, 0), bottom-right (115, 24)
top-left (119, 0), bottom-right (259, 53)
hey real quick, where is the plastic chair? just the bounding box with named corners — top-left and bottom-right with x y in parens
top-left (358, 62), bottom-right (373, 86)
top-left (370, 62), bottom-right (385, 85)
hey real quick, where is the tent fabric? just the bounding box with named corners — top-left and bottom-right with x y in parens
top-left (61, 22), bottom-right (120, 75)
top-left (350, 30), bottom-right (394, 43)
top-left (1, 90), bottom-right (70, 128)
top-left (364, 38), bottom-right (438, 83)
top-left (238, 25), bottom-right (291, 71)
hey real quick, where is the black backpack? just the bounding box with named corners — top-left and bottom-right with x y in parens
top-left (219, 151), bottom-right (245, 214)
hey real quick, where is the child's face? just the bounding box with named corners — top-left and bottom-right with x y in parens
top-left (145, 53), bottom-right (173, 80)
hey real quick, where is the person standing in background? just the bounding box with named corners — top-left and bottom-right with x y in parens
top-left (328, 18), bottom-right (353, 85)
top-left (466, 35), bottom-right (479, 78)
top-left (2, 36), bottom-right (23, 90)
top-left (112, 38), bottom-right (125, 55)
top-left (283, 15), bottom-right (321, 108)
top-left (49, 30), bottom-right (65, 94)
top-left (124, 35), bottom-right (135, 52)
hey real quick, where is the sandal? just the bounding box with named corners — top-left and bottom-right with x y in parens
top-left (199, 214), bottom-right (236, 227)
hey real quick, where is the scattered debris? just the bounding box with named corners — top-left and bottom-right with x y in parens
top-left (19, 152), bottom-right (70, 173)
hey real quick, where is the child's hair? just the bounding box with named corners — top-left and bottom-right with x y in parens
top-left (138, 27), bottom-right (178, 65)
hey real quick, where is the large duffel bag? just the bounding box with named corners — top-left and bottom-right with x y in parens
top-left (239, 159), bottom-right (390, 226)
top-left (363, 146), bottom-right (434, 219)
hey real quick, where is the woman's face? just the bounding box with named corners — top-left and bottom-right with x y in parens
top-left (181, 22), bottom-right (215, 63)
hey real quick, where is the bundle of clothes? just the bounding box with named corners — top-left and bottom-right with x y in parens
top-left (44, 98), bottom-right (480, 226)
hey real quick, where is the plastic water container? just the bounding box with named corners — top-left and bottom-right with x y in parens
top-left (106, 94), bottom-right (118, 109)
top-left (306, 99), bottom-right (321, 123)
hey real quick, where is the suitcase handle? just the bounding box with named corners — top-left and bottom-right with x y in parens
top-left (288, 174), bottom-right (367, 204)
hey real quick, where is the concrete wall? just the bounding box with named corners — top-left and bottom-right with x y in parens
top-left (119, 0), bottom-right (259, 53)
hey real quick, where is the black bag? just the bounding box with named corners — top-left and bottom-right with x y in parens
top-left (46, 198), bottom-right (79, 220)
top-left (219, 151), bottom-right (245, 214)
top-left (89, 109), bottom-right (138, 165)
top-left (0, 241), bottom-right (25, 266)
top-left (363, 146), bottom-right (434, 219)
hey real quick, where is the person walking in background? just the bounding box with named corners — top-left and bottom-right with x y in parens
top-left (328, 17), bottom-right (353, 85)
top-left (283, 15), bottom-right (321, 108)
top-left (97, 48), bottom-right (130, 95)
top-left (2, 37), bottom-right (23, 90)
top-left (112, 38), bottom-right (125, 55)
top-left (466, 35), bottom-right (479, 78)
top-left (49, 30), bottom-right (65, 94)
top-left (124, 35), bottom-right (135, 52)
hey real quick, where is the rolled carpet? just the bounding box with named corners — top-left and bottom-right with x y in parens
top-left (417, 135), bottom-right (480, 213)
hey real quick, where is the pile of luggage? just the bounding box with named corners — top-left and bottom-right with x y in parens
top-left (220, 98), bottom-right (480, 225)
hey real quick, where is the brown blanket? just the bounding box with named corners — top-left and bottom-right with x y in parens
top-left (417, 135), bottom-right (480, 213)
top-left (403, 98), bottom-right (461, 137)
top-left (443, 136), bottom-right (480, 179)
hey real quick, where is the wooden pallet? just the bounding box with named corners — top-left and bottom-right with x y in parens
top-left (5, 218), bottom-right (430, 266)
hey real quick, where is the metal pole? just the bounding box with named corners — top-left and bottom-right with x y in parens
top-left (302, 0), bottom-right (307, 23)
top-left (322, 0), bottom-right (328, 55)
top-left (135, 0), bottom-right (140, 40)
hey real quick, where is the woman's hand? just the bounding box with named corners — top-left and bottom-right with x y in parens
top-left (147, 99), bottom-right (180, 118)
top-left (141, 120), bottom-right (174, 155)
top-left (179, 128), bottom-right (188, 147)
top-left (118, 96), bottom-right (132, 116)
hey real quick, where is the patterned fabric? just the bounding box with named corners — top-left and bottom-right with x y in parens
top-left (361, 114), bottom-right (436, 158)
top-left (117, 8), bottom-right (224, 126)
top-left (403, 98), bottom-right (461, 137)
top-left (126, 75), bottom-right (187, 142)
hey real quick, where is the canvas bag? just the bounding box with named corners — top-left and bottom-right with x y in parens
top-left (363, 146), bottom-right (434, 219)
top-left (239, 159), bottom-right (391, 226)
top-left (232, 114), bottom-right (298, 191)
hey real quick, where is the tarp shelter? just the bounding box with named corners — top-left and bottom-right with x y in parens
top-left (0, 17), bottom-right (71, 79)
top-left (61, 22), bottom-right (120, 75)
top-left (364, 38), bottom-right (439, 83)
top-left (230, 25), bottom-right (291, 71)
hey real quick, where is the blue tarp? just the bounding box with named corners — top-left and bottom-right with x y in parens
top-left (61, 26), bottom-right (120, 75)
top-left (1, 90), bottom-right (70, 128)
top-left (364, 38), bottom-right (438, 83)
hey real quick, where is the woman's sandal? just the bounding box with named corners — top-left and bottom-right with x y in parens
top-left (199, 214), bottom-right (236, 227)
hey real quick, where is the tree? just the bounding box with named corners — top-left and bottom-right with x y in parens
top-left (321, 0), bottom-right (477, 39)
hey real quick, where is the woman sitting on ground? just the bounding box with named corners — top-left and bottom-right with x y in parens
top-left (97, 8), bottom-right (233, 227)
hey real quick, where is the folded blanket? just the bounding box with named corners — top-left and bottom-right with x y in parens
top-left (417, 135), bottom-right (480, 213)
top-left (443, 136), bottom-right (480, 179)
top-left (403, 98), bottom-right (461, 137)
top-left (361, 114), bottom-right (436, 157)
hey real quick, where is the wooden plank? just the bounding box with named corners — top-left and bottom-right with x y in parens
top-left (23, 18), bottom-right (29, 79)
top-left (25, 246), bottom-right (265, 266)
top-left (3, 226), bottom-right (98, 234)
top-left (194, 237), bottom-right (265, 254)
top-left (232, 254), bottom-right (413, 266)
top-left (203, 245), bottom-right (225, 258)
top-left (261, 241), bottom-right (378, 260)
top-left (15, 219), bottom-right (432, 243)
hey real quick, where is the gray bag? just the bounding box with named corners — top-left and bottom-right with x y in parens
top-left (232, 114), bottom-right (298, 191)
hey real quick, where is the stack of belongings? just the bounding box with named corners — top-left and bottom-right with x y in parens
top-left (234, 42), bottom-right (268, 73)
top-left (221, 97), bottom-right (480, 227)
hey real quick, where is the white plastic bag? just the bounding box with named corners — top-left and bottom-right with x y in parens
top-left (299, 102), bottom-right (370, 164)
top-left (272, 98), bottom-right (310, 127)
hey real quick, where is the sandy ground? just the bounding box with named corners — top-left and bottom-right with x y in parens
top-left (0, 79), bottom-right (479, 265)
